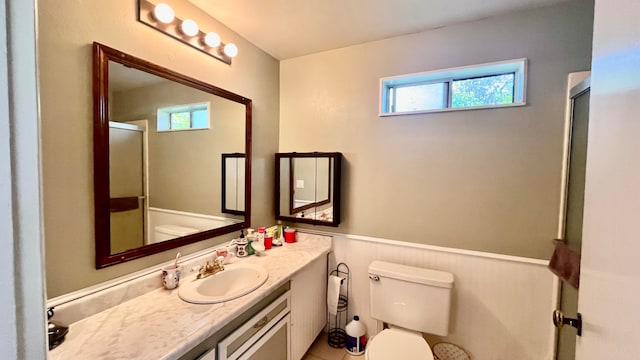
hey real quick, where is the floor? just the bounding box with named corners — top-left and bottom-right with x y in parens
top-left (302, 332), bottom-right (362, 360)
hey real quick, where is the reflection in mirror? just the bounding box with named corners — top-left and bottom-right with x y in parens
top-left (276, 152), bottom-right (342, 226)
top-left (222, 153), bottom-right (246, 215)
top-left (94, 42), bottom-right (251, 268)
top-left (290, 157), bottom-right (330, 214)
top-left (109, 121), bottom-right (146, 254)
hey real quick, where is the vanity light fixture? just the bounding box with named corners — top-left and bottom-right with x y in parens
top-left (137, 0), bottom-right (237, 65)
top-left (224, 43), bottom-right (239, 58)
top-left (180, 19), bottom-right (199, 37)
top-left (204, 32), bottom-right (221, 47)
top-left (153, 3), bottom-right (174, 24)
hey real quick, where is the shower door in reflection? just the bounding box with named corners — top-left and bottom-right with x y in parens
top-left (109, 121), bottom-right (147, 254)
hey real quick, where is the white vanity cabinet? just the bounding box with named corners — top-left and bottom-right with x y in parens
top-left (179, 283), bottom-right (291, 360)
top-left (218, 255), bottom-right (327, 360)
top-left (178, 254), bottom-right (328, 360)
top-left (290, 256), bottom-right (327, 360)
top-left (47, 235), bottom-right (332, 360)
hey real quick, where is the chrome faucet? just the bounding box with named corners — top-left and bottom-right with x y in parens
top-left (196, 257), bottom-right (225, 279)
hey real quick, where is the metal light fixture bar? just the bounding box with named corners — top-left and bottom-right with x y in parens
top-left (137, 0), bottom-right (236, 65)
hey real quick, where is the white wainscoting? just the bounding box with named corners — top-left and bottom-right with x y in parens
top-left (327, 233), bottom-right (558, 360)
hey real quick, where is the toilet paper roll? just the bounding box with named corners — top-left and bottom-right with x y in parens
top-left (327, 275), bottom-right (343, 315)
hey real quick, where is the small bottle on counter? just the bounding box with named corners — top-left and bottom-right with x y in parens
top-left (246, 240), bottom-right (255, 256)
top-left (246, 229), bottom-right (256, 255)
top-left (236, 238), bottom-right (248, 257)
top-left (257, 227), bottom-right (266, 246)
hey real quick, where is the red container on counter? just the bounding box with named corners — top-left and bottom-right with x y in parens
top-left (264, 234), bottom-right (273, 249)
top-left (284, 228), bottom-right (296, 243)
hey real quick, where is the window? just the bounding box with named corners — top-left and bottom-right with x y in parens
top-left (380, 59), bottom-right (526, 116)
top-left (157, 102), bottom-right (210, 131)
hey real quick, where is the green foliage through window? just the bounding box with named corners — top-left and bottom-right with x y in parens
top-left (451, 73), bottom-right (514, 108)
top-left (170, 112), bottom-right (191, 129)
top-left (157, 103), bottom-right (209, 131)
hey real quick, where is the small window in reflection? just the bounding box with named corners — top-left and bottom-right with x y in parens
top-left (157, 102), bottom-right (210, 131)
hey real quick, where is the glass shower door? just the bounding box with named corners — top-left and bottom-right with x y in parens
top-left (109, 121), bottom-right (146, 254)
top-left (556, 77), bottom-right (590, 360)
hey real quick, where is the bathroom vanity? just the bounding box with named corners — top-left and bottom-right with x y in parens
top-left (47, 233), bottom-right (330, 360)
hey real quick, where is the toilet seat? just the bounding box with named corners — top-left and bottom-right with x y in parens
top-left (365, 328), bottom-right (434, 360)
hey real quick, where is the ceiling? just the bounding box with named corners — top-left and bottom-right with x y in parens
top-left (190, 0), bottom-right (574, 60)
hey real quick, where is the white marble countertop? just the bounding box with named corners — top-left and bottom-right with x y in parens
top-left (48, 234), bottom-right (331, 360)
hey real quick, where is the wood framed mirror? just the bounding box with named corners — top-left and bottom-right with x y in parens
top-left (275, 152), bottom-right (341, 226)
top-left (93, 42), bottom-right (252, 268)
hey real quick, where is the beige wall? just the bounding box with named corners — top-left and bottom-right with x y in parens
top-left (279, 0), bottom-right (594, 259)
top-left (293, 158), bottom-right (316, 203)
top-left (39, 0), bottom-right (279, 297)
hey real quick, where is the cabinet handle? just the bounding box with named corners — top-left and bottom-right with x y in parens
top-left (253, 316), bottom-right (268, 329)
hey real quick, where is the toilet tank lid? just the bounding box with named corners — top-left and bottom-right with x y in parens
top-left (369, 261), bottom-right (454, 288)
top-left (155, 225), bottom-right (199, 236)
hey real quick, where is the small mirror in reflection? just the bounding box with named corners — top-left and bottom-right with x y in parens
top-left (222, 153), bottom-right (246, 215)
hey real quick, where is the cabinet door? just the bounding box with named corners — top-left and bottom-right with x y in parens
top-left (219, 292), bottom-right (291, 360)
top-left (290, 256), bottom-right (327, 360)
top-left (238, 314), bottom-right (290, 360)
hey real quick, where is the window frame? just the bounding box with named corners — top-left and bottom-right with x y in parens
top-left (379, 58), bottom-right (527, 116)
top-left (156, 101), bottom-right (210, 132)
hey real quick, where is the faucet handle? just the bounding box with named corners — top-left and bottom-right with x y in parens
top-left (212, 256), bottom-right (225, 271)
top-left (196, 261), bottom-right (212, 279)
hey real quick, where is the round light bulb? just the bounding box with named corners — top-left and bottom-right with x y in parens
top-left (153, 3), bottom-right (174, 24)
top-left (181, 19), bottom-right (199, 37)
top-left (204, 32), bottom-right (221, 47)
top-left (224, 43), bottom-right (238, 58)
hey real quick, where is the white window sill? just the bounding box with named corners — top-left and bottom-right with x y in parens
top-left (378, 102), bottom-right (526, 117)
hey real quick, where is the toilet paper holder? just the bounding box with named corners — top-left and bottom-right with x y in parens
top-left (328, 262), bottom-right (350, 348)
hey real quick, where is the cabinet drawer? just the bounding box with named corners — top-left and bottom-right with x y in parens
top-left (218, 291), bottom-right (291, 360)
top-left (194, 347), bottom-right (215, 360)
top-left (238, 314), bottom-right (290, 360)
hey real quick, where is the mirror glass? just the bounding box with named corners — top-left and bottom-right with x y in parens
top-left (290, 157), bottom-right (330, 214)
top-left (94, 43), bottom-right (251, 267)
top-left (276, 152), bottom-right (341, 226)
top-left (222, 153), bottom-right (246, 215)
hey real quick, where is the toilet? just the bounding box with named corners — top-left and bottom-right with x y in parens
top-left (366, 261), bottom-right (454, 360)
top-left (153, 225), bottom-right (198, 243)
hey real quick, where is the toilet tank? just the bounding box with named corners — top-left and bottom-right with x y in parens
top-left (369, 261), bottom-right (454, 336)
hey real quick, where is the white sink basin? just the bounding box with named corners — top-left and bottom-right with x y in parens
top-left (178, 262), bottom-right (269, 304)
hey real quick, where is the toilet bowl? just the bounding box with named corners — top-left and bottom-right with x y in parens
top-left (365, 327), bottom-right (433, 360)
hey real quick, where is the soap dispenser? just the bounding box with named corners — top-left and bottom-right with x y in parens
top-left (245, 229), bottom-right (256, 255)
